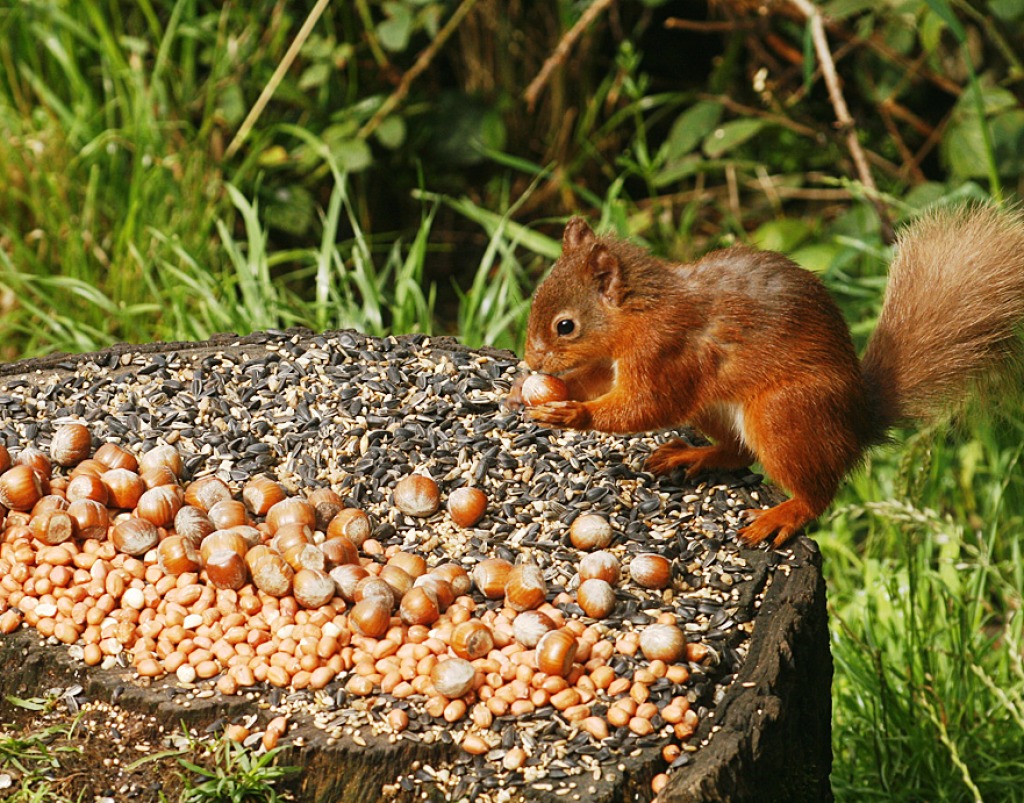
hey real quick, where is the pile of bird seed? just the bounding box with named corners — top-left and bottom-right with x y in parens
top-left (0, 329), bottom-right (789, 802)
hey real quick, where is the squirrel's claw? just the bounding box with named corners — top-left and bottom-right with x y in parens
top-left (526, 400), bottom-right (590, 429)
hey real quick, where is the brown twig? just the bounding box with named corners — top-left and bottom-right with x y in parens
top-left (523, 0), bottom-right (617, 112)
top-left (359, 0), bottom-right (481, 140)
top-left (224, 0), bottom-right (332, 160)
top-left (698, 94), bottom-right (823, 141)
top-left (664, 17), bottom-right (754, 33)
top-left (878, 102), bottom-right (926, 184)
top-left (786, 0), bottom-right (894, 243)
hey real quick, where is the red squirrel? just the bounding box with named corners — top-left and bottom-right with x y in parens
top-left (523, 207), bottom-right (1024, 547)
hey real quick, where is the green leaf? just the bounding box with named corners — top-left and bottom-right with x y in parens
top-left (375, 116), bottom-right (406, 150)
top-left (378, 4), bottom-right (413, 52)
top-left (922, 0), bottom-right (966, 42)
top-left (331, 138), bottom-right (373, 173)
top-left (790, 243), bottom-right (841, 273)
top-left (751, 218), bottom-right (813, 253)
top-left (823, 0), bottom-right (880, 18)
top-left (298, 61), bottom-right (331, 91)
top-left (918, 10), bottom-right (944, 54)
top-left (663, 101), bottom-right (722, 162)
top-left (5, 696), bottom-right (49, 711)
top-left (703, 119), bottom-right (767, 158)
top-left (264, 184), bottom-right (316, 237)
top-left (989, 0), bottom-right (1024, 20)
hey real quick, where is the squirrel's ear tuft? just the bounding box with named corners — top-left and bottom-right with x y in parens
top-left (563, 217), bottom-right (595, 251)
top-left (588, 245), bottom-right (625, 306)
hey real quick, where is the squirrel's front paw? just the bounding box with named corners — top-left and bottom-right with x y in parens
top-left (527, 400), bottom-right (591, 429)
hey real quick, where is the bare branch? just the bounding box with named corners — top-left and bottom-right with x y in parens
top-left (523, 0), bottom-right (617, 112)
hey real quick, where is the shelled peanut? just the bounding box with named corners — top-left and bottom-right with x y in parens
top-left (0, 424), bottom-right (705, 764)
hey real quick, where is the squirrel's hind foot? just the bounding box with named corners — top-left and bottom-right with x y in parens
top-left (647, 440), bottom-right (752, 478)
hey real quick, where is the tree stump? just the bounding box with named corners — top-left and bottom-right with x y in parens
top-left (0, 329), bottom-right (831, 801)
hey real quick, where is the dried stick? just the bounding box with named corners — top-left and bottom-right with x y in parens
top-left (664, 17), bottom-right (754, 33)
top-left (523, 0), bottom-right (617, 112)
top-left (786, 0), bottom-right (894, 242)
top-left (359, 0), bottom-right (481, 140)
top-left (225, 0), bottom-right (332, 161)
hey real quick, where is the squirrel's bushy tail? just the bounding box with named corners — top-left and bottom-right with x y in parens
top-left (861, 204), bottom-right (1024, 432)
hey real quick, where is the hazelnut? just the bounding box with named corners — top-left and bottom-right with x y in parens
top-left (157, 535), bottom-right (202, 575)
top-left (0, 464), bottom-right (44, 511)
top-left (281, 542), bottom-right (325, 572)
top-left (578, 550), bottom-right (620, 584)
top-left (577, 578), bottom-right (617, 619)
top-left (15, 447), bottom-right (52, 480)
top-left (140, 465), bottom-right (179, 489)
top-left (31, 494), bottom-right (68, 517)
top-left (399, 586), bottom-right (440, 626)
top-left (329, 563), bottom-right (369, 602)
top-left (379, 565), bottom-right (414, 599)
top-left (70, 458), bottom-right (109, 479)
top-left (472, 557), bottom-right (513, 599)
top-left (450, 620), bottom-right (494, 661)
top-left (629, 553), bottom-right (672, 590)
top-left (271, 522), bottom-right (312, 555)
top-left (535, 629), bottom-right (578, 678)
top-left (29, 509), bottom-right (74, 546)
top-left (49, 423), bottom-right (92, 467)
top-left (354, 576), bottom-right (396, 609)
top-left (111, 517), bottom-right (160, 556)
top-left (250, 552), bottom-right (294, 597)
top-left (65, 474), bottom-right (108, 505)
top-left (66, 498), bottom-right (108, 539)
top-left (207, 499), bottom-right (248, 530)
top-left (173, 505), bottom-right (215, 546)
top-left (242, 475), bottom-right (286, 516)
top-left (393, 474), bottom-right (440, 518)
top-left (388, 551), bottom-right (427, 578)
top-left (349, 598), bottom-right (391, 638)
top-left (504, 563), bottom-right (547, 612)
top-left (293, 568), bottom-right (336, 609)
top-left (306, 487), bottom-right (343, 531)
top-left (430, 657), bottom-right (476, 699)
top-left (431, 563), bottom-right (471, 597)
top-left (204, 549), bottom-right (249, 590)
top-left (639, 623), bottom-right (686, 664)
top-left (101, 468), bottom-right (145, 509)
top-left (183, 475), bottom-right (232, 512)
top-left (447, 486), bottom-right (487, 528)
top-left (320, 535), bottom-right (358, 567)
top-left (512, 610), bottom-right (556, 648)
top-left (413, 574), bottom-right (455, 610)
top-left (94, 442), bottom-right (138, 472)
top-left (137, 444), bottom-right (183, 478)
top-left (569, 513), bottom-right (613, 550)
top-left (266, 497), bottom-right (317, 533)
top-left (135, 484), bottom-right (183, 528)
top-left (326, 508), bottom-right (372, 546)
top-left (520, 373), bottom-right (569, 406)
top-left (200, 529), bottom-right (249, 563)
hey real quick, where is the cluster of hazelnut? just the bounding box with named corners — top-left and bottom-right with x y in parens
top-left (0, 421), bottom-right (702, 786)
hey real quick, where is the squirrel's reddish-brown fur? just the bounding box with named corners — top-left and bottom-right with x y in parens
top-left (524, 207), bottom-right (1024, 547)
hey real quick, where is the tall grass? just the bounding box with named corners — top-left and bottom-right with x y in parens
top-left (825, 422), bottom-right (1024, 801)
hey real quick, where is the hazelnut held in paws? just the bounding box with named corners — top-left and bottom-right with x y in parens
top-left (523, 207), bottom-right (1024, 547)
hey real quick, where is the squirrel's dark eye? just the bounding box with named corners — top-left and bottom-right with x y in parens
top-left (556, 318), bottom-right (575, 336)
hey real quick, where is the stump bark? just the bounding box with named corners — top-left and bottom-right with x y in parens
top-left (0, 329), bottom-right (833, 801)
